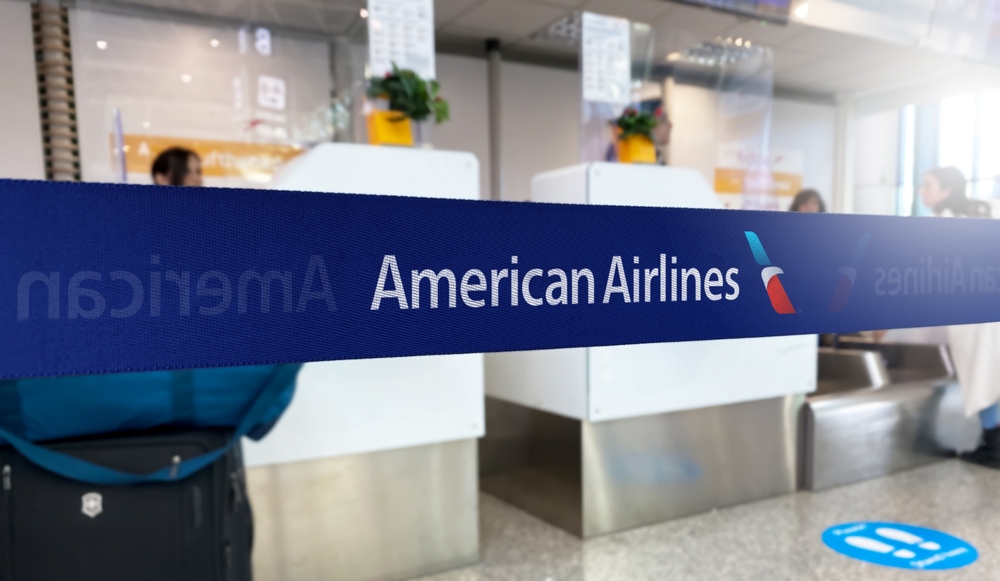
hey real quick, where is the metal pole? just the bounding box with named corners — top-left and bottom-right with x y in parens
top-left (832, 92), bottom-right (856, 213)
top-left (33, 0), bottom-right (80, 181)
top-left (486, 38), bottom-right (502, 201)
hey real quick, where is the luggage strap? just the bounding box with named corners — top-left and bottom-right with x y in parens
top-left (0, 364), bottom-right (300, 485)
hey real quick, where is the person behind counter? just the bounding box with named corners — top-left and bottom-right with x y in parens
top-left (920, 166), bottom-right (999, 467)
top-left (789, 188), bottom-right (826, 212)
top-left (151, 147), bottom-right (203, 186)
top-left (649, 101), bottom-right (672, 165)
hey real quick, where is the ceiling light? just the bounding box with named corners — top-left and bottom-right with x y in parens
top-left (530, 12), bottom-right (582, 46)
top-left (96, 40), bottom-right (108, 50)
top-left (735, 38), bottom-right (743, 46)
top-left (794, 3), bottom-right (809, 18)
top-left (181, 74), bottom-right (192, 83)
top-left (360, 7), bottom-right (369, 18)
top-left (672, 41), bottom-right (757, 68)
top-left (142, 121), bottom-right (151, 129)
top-left (210, 39), bottom-right (220, 47)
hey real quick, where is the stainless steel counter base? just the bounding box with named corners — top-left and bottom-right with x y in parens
top-left (479, 395), bottom-right (802, 538)
top-left (801, 381), bottom-right (980, 491)
top-left (802, 343), bottom-right (980, 492)
top-left (247, 439), bottom-right (479, 581)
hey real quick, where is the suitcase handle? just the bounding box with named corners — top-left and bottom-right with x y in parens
top-left (0, 364), bottom-right (301, 485)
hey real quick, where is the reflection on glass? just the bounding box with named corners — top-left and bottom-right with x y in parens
top-left (71, 10), bottom-right (333, 187)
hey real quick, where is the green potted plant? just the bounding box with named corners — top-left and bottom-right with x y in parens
top-left (367, 64), bottom-right (450, 147)
top-left (613, 107), bottom-right (657, 164)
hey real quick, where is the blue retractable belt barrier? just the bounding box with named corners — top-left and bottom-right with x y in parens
top-left (3, 178), bottom-right (1000, 380)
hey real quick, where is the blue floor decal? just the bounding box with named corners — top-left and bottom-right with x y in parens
top-left (822, 522), bottom-right (977, 570)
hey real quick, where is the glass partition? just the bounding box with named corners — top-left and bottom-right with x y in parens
top-left (71, 9), bottom-right (334, 187)
top-left (576, 10), bottom-right (779, 209)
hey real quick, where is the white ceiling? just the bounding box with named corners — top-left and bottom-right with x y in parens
top-left (435, 0), bottom-right (1000, 100)
top-left (83, 0), bottom-right (1000, 102)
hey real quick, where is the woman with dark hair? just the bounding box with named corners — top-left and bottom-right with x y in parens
top-left (151, 147), bottom-right (203, 186)
top-left (920, 166), bottom-right (1000, 467)
top-left (789, 188), bottom-right (825, 213)
top-left (921, 166), bottom-right (990, 217)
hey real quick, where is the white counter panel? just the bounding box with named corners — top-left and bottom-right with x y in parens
top-left (245, 144), bottom-right (484, 466)
top-left (272, 142), bottom-right (479, 200)
top-left (498, 163), bottom-right (819, 422)
top-left (485, 349), bottom-right (588, 420)
top-left (532, 162), bottom-right (719, 209)
top-left (588, 335), bottom-right (817, 421)
top-left (243, 354), bottom-right (484, 466)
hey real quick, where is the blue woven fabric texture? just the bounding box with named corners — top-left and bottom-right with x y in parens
top-left (3, 178), bottom-right (1000, 379)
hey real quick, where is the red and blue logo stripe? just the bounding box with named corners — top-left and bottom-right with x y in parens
top-left (745, 231), bottom-right (796, 315)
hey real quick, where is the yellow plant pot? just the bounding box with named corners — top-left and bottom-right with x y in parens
top-left (616, 133), bottom-right (656, 164)
top-left (367, 110), bottom-right (414, 146)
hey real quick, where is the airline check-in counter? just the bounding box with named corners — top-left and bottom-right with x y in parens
top-left (480, 163), bottom-right (817, 538)
top-left (241, 144), bottom-right (484, 581)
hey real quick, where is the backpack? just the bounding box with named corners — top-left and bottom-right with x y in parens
top-left (0, 364), bottom-right (301, 484)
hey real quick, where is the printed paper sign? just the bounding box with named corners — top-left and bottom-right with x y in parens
top-left (581, 12), bottom-right (631, 104)
top-left (368, 0), bottom-right (435, 79)
top-left (257, 75), bottom-right (286, 111)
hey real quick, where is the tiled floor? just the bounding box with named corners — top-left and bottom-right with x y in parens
top-left (419, 460), bottom-right (1000, 580)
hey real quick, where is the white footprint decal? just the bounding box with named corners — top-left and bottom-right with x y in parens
top-left (876, 527), bottom-right (942, 551)
top-left (845, 533), bottom-right (927, 560)
top-left (846, 536), bottom-right (894, 554)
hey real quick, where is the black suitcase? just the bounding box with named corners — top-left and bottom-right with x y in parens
top-left (0, 429), bottom-right (253, 581)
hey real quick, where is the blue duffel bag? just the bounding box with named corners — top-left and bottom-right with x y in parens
top-left (0, 364), bottom-right (302, 485)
